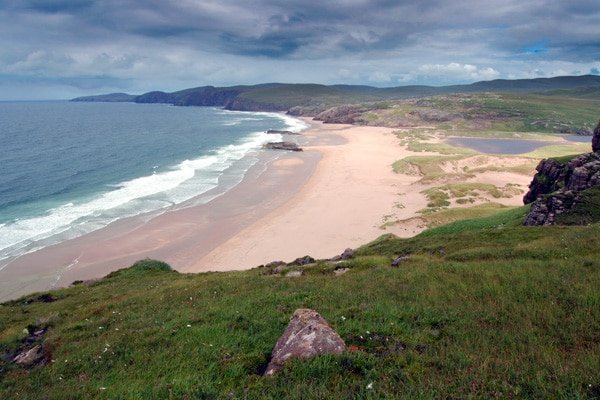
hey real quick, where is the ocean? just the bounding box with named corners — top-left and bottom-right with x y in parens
top-left (0, 101), bottom-right (306, 265)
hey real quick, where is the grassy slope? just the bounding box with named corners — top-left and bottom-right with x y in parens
top-left (351, 92), bottom-right (600, 135)
top-left (1, 209), bottom-right (599, 399)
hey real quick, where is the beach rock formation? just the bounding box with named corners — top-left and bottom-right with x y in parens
top-left (265, 309), bottom-right (346, 376)
top-left (266, 129), bottom-right (300, 135)
top-left (592, 120), bottom-right (600, 152)
top-left (264, 142), bottom-right (303, 151)
top-left (523, 151), bottom-right (600, 225)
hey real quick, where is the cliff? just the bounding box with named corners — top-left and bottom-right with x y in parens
top-left (523, 120), bottom-right (600, 225)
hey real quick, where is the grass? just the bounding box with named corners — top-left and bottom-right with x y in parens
top-left (417, 203), bottom-right (513, 228)
top-left (420, 183), bottom-right (522, 211)
top-left (392, 155), bottom-right (472, 182)
top-left (522, 143), bottom-right (591, 159)
top-left (326, 92), bottom-right (600, 136)
top-left (406, 140), bottom-right (477, 156)
top-left (467, 160), bottom-right (538, 175)
top-left (1, 208), bottom-right (600, 398)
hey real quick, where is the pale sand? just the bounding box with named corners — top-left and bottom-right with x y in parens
top-left (187, 122), bottom-right (428, 271)
top-left (189, 123), bottom-right (537, 271)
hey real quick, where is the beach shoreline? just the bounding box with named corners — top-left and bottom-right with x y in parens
top-left (0, 119), bottom-right (324, 301)
top-left (0, 118), bottom-right (535, 301)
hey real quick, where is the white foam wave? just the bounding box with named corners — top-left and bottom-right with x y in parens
top-left (215, 109), bottom-right (309, 133)
top-left (0, 130), bottom-right (276, 261)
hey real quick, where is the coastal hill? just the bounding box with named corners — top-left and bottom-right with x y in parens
top-left (72, 74), bottom-right (600, 113)
top-left (73, 75), bottom-right (600, 136)
top-left (1, 204), bottom-right (599, 397)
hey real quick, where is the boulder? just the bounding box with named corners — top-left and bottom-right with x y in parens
top-left (285, 270), bottom-right (304, 278)
top-left (391, 255), bottom-right (410, 267)
top-left (265, 261), bottom-right (286, 269)
top-left (330, 248), bottom-right (354, 261)
top-left (264, 142), bottom-right (303, 151)
top-left (13, 345), bottom-right (44, 367)
top-left (290, 255), bottom-right (315, 266)
top-left (265, 309), bottom-right (346, 375)
top-left (593, 120), bottom-right (600, 152)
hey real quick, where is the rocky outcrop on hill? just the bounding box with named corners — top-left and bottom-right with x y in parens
top-left (592, 120), bottom-right (600, 152)
top-left (523, 147), bottom-right (600, 225)
top-left (313, 105), bottom-right (370, 124)
top-left (409, 109), bottom-right (461, 122)
top-left (265, 309), bottom-right (346, 375)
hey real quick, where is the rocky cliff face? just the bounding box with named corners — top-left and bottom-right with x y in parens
top-left (592, 119), bottom-right (600, 152)
top-left (523, 121), bottom-right (600, 225)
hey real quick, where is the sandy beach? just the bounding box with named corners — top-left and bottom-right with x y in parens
top-left (0, 119), bottom-right (534, 301)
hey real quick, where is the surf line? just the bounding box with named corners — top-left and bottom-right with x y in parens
top-left (52, 252), bottom-right (83, 288)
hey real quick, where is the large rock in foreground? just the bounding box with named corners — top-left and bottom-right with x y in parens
top-left (265, 309), bottom-right (346, 376)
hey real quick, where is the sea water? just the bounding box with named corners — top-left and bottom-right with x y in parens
top-left (0, 101), bottom-right (307, 264)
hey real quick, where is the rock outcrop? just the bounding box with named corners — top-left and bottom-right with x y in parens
top-left (13, 345), bottom-right (45, 367)
top-left (330, 248), bottom-right (354, 262)
top-left (264, 142), bottom-right (303, 151)
top-left (313, 105), bottom-right (369, 124)
top-left (592, 120), bottom-right (600, 152)
top-left (523, 150), bottom-right (600, 225)
top-left (266, 130), bottom-right (300, 135)
top-left (265, 309), bottom-right (346, 376)
top-left (290, 255), bottom-right (315, 265)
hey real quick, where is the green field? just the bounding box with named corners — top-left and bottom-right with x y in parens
top-left (1, 207), bottom-right (599, 399)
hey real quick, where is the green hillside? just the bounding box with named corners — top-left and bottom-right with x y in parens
top-left (2, 207), bottom-right (599, 399)
top-left (334, 92), bottom-right (600, 135)
top-left (70, 75), bottom-right (600, 115)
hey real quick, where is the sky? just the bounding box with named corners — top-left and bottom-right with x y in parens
top-left (0, 0), bottom-right (599, 100)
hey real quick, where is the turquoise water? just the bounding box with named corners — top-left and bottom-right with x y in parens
top-left (0, 102), bottom-right (306, 262)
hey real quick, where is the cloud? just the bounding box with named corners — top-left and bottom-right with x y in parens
top-left (418, 63), bottom-right (500, 82)
top-left (0, 0), bottom-right (599, 98)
